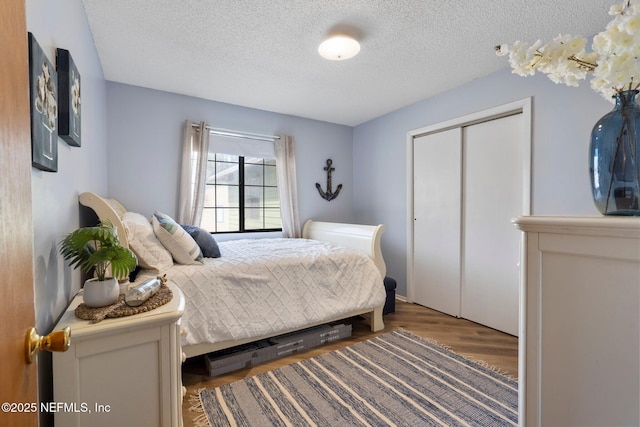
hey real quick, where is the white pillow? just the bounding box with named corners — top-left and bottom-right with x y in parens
top-left (122, 212), bottom-right (173, 272)
top-left (152, 211), bottom-right (203, 265)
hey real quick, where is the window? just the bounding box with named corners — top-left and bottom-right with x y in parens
top-left (200, 153), bottom-right (281, 233)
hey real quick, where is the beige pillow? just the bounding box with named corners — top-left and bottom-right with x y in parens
top-left (152, 211), bottom-right (203, 265)
top-left (122, 212), bottom-right (173, 272)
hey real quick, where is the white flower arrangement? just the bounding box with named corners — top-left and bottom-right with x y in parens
top-left (496, 0), bottom-right (640, 101)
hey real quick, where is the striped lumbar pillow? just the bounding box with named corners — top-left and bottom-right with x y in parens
top-left (152, 211), bottom-right (203, 265)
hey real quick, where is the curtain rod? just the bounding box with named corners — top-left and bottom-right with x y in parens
top-left (191, 122), bottom-right (280, 142)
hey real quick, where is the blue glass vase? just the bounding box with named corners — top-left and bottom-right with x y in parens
top-left (589, 90), bottom-right (640, 216)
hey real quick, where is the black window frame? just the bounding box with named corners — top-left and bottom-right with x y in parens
top-left (203, 154), bottom-right (282, 234)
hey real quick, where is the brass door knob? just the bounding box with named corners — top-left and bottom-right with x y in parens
top-left (25, 327), bottom-right (71, 363)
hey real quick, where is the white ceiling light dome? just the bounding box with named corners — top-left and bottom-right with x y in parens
top-left (318, 35), bottom-right (360, 61)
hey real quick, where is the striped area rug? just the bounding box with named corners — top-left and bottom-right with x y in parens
top-left (193, 329), bottom-right (518, 426)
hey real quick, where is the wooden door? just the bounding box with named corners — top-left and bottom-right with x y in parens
top-left (461, 114), bottom-right (524, 336)
top-left (0, 1), bottom-right (39, 426)
top-left (412, 128), bottom-right (462, 317)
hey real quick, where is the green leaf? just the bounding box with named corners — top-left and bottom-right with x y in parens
top-left (59, 220), bottom-right (137, 281)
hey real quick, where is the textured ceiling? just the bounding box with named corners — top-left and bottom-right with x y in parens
top-left (81, 0), bottom-right (614, 126)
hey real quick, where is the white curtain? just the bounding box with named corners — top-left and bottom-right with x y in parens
top-left (177, 121), bottom-right (210, 226)
top-left (275, 134), bottom-right (301, 238)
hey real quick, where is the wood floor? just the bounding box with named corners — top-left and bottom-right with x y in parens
top-left (181, 300), bottom-right (519, 426)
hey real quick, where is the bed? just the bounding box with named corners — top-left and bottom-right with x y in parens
top-left (78, 192), bottom-right (387, 358)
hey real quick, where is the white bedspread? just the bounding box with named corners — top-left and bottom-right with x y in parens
top-left (142, 238), bottom-right (385, 346)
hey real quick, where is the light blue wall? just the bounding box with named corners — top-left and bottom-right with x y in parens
top-left (106, 83), bottom-right (355, 227)
top-left (353, 67), bottom-right (614, 297)
top-left (26, 0), bottom-right (108, 331)
top-left (26, 0), bottom-right (108, 425)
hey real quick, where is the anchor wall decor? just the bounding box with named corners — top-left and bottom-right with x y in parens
top-left (316, 158), bottom-right (342, 201)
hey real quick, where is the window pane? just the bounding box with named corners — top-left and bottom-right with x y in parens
top-left (216, 185), bottom-right (239, 207)
top-left (206, 156), bottom-right (239, 185)
top-left (216, 208), bottom-right (240, 232)
top-left (244, 186), bottom-right (262, 208)
top-left (200, 207), bottom-right (216, 232)
top-left (264, 208), bottom-right (281, 229)
top-left (245, 208), bottom-right (263, 230)
top-left (206, 161), bottom-right (216, 184)
top-left (205, 184), bottom-right (239, 207)
top-left (264, 187), bottom-right (279, 207)
top-left (216, 161), bottom-right (239, 185)
top-left (200, 207), bottom-right (241, 233)
top-left (264, 164), bottom-right (277, 186)
top-left (245, 163), bottom-right (263, 186)
top-left (264, 158), bottom-right (276, 166)
top-left (204, 186), bottom-right (216, 207)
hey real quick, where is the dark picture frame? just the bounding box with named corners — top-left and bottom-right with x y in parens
top-left (28, 32), bottom-right (58, 172)
top-left (56, 48), bottom-right (81, 147)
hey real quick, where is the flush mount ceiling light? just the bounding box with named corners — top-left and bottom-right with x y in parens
top-left (318, 35), bottom-right (360, 61)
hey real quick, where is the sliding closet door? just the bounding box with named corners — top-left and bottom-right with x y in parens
top-left (462, 114), bottom-right (523, 335)
top-left (413, 128), bottom-right (462, 317)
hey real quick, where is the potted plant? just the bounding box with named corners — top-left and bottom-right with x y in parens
top-left (59, 221), bottom-right (137, 307)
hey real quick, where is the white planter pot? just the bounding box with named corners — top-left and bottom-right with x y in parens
top-left (118, 279), bottom-right (131, 295)
top-left (83, 277), bottom-right (119, 307)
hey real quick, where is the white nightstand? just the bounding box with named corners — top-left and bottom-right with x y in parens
top-left (52, 282), bottom-right (185, 427)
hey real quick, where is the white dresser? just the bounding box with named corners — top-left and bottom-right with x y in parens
top-left (514, 216), bottom-right (640, 427)
top-left (52, 282), bottom-right (185, 427)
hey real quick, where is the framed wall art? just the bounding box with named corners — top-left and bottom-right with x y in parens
top-left (28, 32), bottom-right (58, 172)
top-left (56, 48), bottom-right (81, 147)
